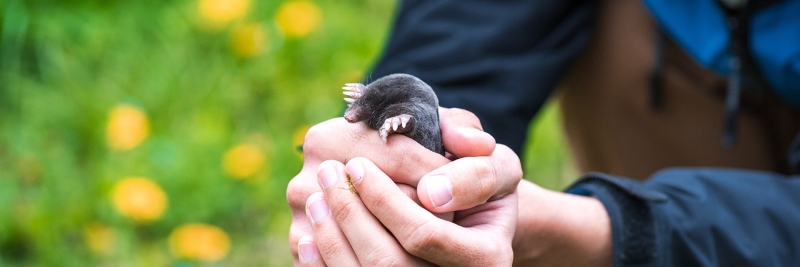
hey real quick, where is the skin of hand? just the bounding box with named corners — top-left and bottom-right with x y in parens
top-left (287, 107), bottom-right (613, 266)
top-left (304, 154), bottom-right (519, 266)
top-left (287, 108), bottom-right (497, 265)
top-left (511, 180), bottom-right (613, 267)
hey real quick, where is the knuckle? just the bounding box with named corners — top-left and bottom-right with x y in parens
top-left (286, 177), bottom-right (315, 210)
top-left (332, 197), bottom-right (362, 224)
top-left (287, 228), bottom-right (302, 254)
top-left (302, 124), bottom-right (326, 157)
top-left (496, 145), bottom-right (523, 182)
top-left (315, 236), bottom-right (348, 256)
top-left (303, 119), bottom-right (352, 158)
top-left (472, 158), bottom-right (498, 200)
top-left (403, 220), bottom-right (443, 256)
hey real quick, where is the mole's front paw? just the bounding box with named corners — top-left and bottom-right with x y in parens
top-left (342, 83), bottom-right (366, 107)
top-left (378, 114), bottom-right (413, 143)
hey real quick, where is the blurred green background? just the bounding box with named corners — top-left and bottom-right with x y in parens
top-left (0, 0), bottom-right (576, 266)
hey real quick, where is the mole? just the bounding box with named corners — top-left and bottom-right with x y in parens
top-left (342, 73), bottom-right (444, 155)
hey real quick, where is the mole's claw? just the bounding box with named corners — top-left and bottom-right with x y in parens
top-left (379, 128), bottom-right (389, 143)
top-left (378, 114), bottom-right (413, 144)
top-left (344, 98), bottom-right (355, 103)
top-left (391, 117), bottom-right (400, 131)
top-left (342, 83), bottom-right (366, 100)
top-left (379, 119), bottom-right (392, 143)
top-left (400, 115), bottom-right (411, 128)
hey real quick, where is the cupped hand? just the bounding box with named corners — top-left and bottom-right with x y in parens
top-left (297, 159), bottom-right (432, 266)
top-left (305, 153), bottom-right (519, 266)
top-left (287, 107), bottom-right (497, 265)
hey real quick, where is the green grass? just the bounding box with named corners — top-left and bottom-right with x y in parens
top-left (0, 0), bottom-right (575, 265)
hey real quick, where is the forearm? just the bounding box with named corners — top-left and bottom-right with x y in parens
top-left (512, 180), bottom-right (612, 267)
top-left (562, 168), bottom-right (800, 266)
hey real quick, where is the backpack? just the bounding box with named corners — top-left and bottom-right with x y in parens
top-left (644, 0), bottom-right (799, 107)
top-left (643, 0), bottom-right (800, 169)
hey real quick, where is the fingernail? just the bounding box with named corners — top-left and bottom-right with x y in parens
top-left (298, 236), bottom-right (317, 263)
top-left (462, 126), bottom-right (483, 135)
top-left (345, 158), bottom-right (365, 183)
top-left (307, 197), bottom-right (330, 223)
top-left (318, 162), bottom-right (339, 190)
top-left (426, 175), bottom-right (453, 208)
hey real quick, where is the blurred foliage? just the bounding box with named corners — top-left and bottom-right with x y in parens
top-left (524, 101), bottom-right (579, 191)
top-left (0, 0), bottom-right (574, 266)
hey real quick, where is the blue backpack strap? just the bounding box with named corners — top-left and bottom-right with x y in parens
top-left (643, 0), bottom-right (800, 147)
top-left (642, 0), bottom-right (796, 96)
top-left (642, 0), bottom-right (730, 75)
top-left (749, 1), bottom-right (800, 108)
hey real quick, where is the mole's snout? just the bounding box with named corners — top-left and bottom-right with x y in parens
top-left (344, 108), bottom-right (359, 122)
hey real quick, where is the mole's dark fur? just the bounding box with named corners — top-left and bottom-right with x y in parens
top-left (342, 74), bottom-right (444, 155)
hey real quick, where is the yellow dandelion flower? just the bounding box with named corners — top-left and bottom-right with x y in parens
top-left (292, 124), bottom-right (311, 159)
top-left (168, 223), bottom-right (231, 262)
top-left (84, 222), bottom-right (115, 255)
top-left (199, 0), bottom-right (250, 27)
top-left (111, 177), bottom-right (168, 223)
top-left (222, 143), bottom-right (265, 179)
top-left (230, 23), bottom-right (268, 58)
top-left (275, 0), bottom-right (322, 38)
top-left (107, 104), bottom-right (150, 151)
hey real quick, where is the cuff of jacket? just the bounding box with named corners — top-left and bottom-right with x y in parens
top-left (566, 172), bottom-right (669, 267)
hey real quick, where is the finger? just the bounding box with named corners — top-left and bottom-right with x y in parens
top-left (289, 219), bottom-right (314, 265)
top-left (416, 144), bottom-right (522, 213)
top-left (303, 118), bottom-right (449, 186)
top-left (346, 157), bottom-right (506, 266)
top-left (438, 107), bottom-right (496, 158)
top-left (288, 114), bottom-right (450, 260)
top-left (318, 160), bottom-right (429, 266)
top-left (397, 183), bottom-right (454, 222)
top-left (306, 192), bottom-right (360, 266)
top-left (287, 168), bottom-right (321, 262)
top-left (297, 235), bottom-right (324, 266)
top-left (395, 183), bottom-right (421, 207)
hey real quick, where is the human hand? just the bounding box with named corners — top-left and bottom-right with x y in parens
top-left (303, 149), bottom-right (520, 266)
top-left (287, 108), bottom-right (496, 265)
top-left (295, 115), bottom-right (612, 267)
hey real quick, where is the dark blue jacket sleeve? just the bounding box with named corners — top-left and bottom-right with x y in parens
top-left (568, 169), bottom-right (800, 267)
top-left (369, 0), bottom-right (595, 154)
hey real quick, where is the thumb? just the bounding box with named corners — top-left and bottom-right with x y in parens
top-left (417, 145), bottom-right (522, 213)
top-left (439, 107), bottom-right (495, 158)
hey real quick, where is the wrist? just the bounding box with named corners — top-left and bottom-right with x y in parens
top-left (512, 180), bottom-right (612, 267)
top-left (565, 173), bottom-right (669, 267)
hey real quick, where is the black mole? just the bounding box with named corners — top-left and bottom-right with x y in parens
top-left (342, 73), bottom-right (444, 155)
